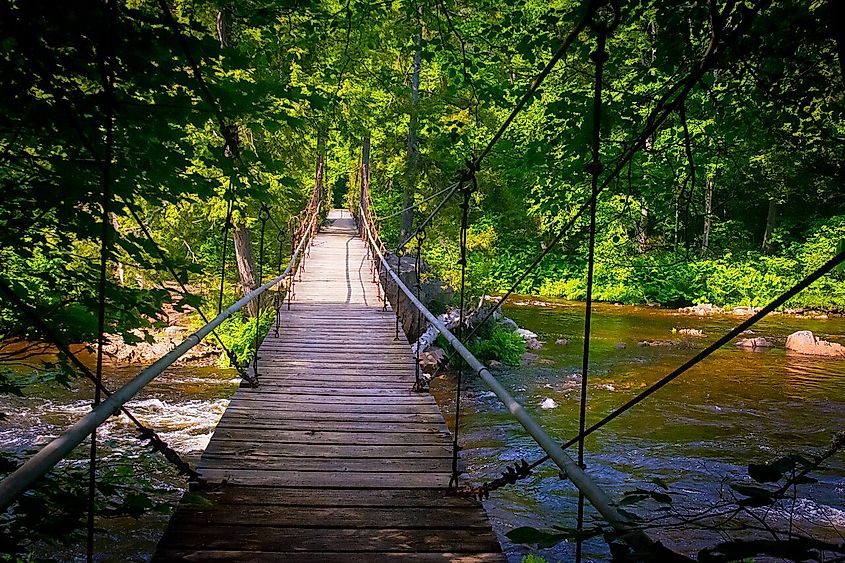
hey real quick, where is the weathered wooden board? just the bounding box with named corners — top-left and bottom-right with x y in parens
top-left (154, 209), bottom-right (502, 562)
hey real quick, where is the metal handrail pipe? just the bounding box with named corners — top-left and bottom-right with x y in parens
top-left (359, 206), bottom-right (654, 550)
top-left (0, 212), bottom-right (318, 512)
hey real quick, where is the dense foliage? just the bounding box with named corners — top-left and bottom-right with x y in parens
top-left (356, 0), bottom-right (845, 311)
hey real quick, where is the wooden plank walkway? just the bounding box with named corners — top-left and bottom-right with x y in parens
top-left (154, 209), bottom-right (503, 562)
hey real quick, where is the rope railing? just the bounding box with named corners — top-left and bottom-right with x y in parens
top-left (357, 200), bottom-right (659, 554)
top-left (0, 207), bottom-right (320, 513)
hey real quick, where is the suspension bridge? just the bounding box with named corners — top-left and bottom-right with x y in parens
top-left (153, 209), bottom-right (503, 561)
top-left (2, 0), bottom-right (845, 560)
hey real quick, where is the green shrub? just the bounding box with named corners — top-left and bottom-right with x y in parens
top-left (214, 309), bottom-right (276, 367)
top-left (467, 326), bottom-right (526, 366)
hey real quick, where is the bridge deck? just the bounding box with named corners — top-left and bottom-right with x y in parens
top-left (154, 209), bottom-right (503, 562)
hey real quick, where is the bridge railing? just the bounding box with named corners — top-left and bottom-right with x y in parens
top-left (0, 202), bottom-right (321, 513)
top-left (356, 196), bottom-right (654, 550)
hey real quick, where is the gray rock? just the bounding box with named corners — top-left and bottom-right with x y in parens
top-left (678, 328), bottom-right (704, 337)
top-left (735, 337), bottom-right (773, 349)
top-left (555, 338), bottom-right (569, 346)
top-left (786, 330), bottom-right (845, 357)
top-left (679, 303), bottom-right (724, 316)
top-left (614, 342), bottom-right (626, 350)
top-left (515, 328), bottom-right (539, 340)
top-left (525, 338), bottom-right (543, 351)
top-left (520, 352), bottom-right (539, 365)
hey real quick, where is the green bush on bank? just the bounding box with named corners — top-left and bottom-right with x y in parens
top-left (213, 309), bottom-right (277, 367)
top-left (467, 326), bottom-right (527, 366)
top-left (425, 214), bottom-right (845, 312)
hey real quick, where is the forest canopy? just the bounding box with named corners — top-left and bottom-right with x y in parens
top-left (1, 0), bottom-right (844, 356)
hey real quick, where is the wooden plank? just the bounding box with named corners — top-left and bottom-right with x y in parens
top-left (195, 468), bottom-right (452, 488)
top-left (154, 550), bottom-right (505, 562)
top-left (177, 486), bottom-right (476, 508)
top-left (205, 429), bottom-right (452, 445)
top-left (198, 456), bottom-right (452, 473)
top-left (157, 525), bottom-right (501, 553)
top-left (202, 442), bottom-right (452, 458)
top-left (213, 419), bottom-right (449, 434)
top-left (220, 408), bottom-right (445, 423)
top-left (165, 505), bottom-right (491, 529)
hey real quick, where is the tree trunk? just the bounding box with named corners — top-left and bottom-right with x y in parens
top-left (361, 136), bottom-right (371, 212)
top-left (399, 14), bottom-right (422, 246)
top-left (673, 192), bottom-right (680, 250)
top-left (637, 203), bottom-right (649, 253)
top-left (216, 7), bottom-right (231, 48)
top-left (233, 225), bottom-right (258, 316)
top-left (315, 134), bottom-right (325, 208)
top-left (701, 174), bottom-right (714, 255)
top-left (762, 199), bottom-right (779, 253)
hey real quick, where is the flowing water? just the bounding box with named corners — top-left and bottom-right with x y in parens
top-left (432, 298), bottom-right (845, 561)
top-left (1, 301), bottom-right (844, 561)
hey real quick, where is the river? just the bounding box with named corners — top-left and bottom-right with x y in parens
top-left (1, 300), bottom-right (844, 561)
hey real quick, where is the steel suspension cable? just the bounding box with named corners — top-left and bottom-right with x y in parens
top-left (374, 183), bottom-right (456, 222)
top-left (413, 228), bottom-right (427, 392)
top-left (274, 223), bottom-right (287, 338)
top-left (252, 205), bottom-right (270, 387)
top-left (576, 9), bottom-right (614, 560)
top-left (395, 181), bottom-right (461, 254)
top-left (449, 179), bottom-right (471, 489)
top-left (88, 1), bottom-right (116, 556)
top-left (0, 280), bottom-right (201, 482)
top-left (122, 200), bottom-right (250, 383)
top-left (458, 0), bottom-right (768, 348)
top-left (217, 199), bottom-right (234, 315)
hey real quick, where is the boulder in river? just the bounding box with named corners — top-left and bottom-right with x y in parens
top-left (637, 339), bottom-right (675, 347)
top-left (540, 397), bottom-right (558, 409)
top-left (785, 330), bottom-right (845, 357)
top-left (677, 328), bottom-right (704, 337)
top-left (730, 306), bottom-right (761, 316)
top-left (735, 337), bottom-right (773, 350)
top-left (555, 338), bottom-right (569, 346)
top-left (614, 342), bottom-right (626, 350)
top-left (679, 303), bottom-right (724, 316)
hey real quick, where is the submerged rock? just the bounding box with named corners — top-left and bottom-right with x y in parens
top-left (679, 303), bottom-right (724, 316)
top-left (786, 330), bottom-right (845, 357)
top-left (637, 339), bottom-right (675, 347)
top-left (677, 328), bottom-right (705, 337)
top-left (735, 337), bottom-right (773, 350)
top-left (555, 338), bottom-right (569, 346)
top-left (520, 352), bottom-right (539, 365)
top-left (614, 342), bottom-right (626, 350)
top-left (540, 397), bottom-right (558, 409)
top-left (515, 328), bottom-right (538, 340)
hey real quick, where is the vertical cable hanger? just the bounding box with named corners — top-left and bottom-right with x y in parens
top-left (274, 223), bottom-right (286, 338)
top-left (449, 172), bottom-right (473, 490)
top-left (413, 228), bottom-right (427, 392)
top-left (576, 1), bottom-right (617, 560)
top-left (251, 204), bottom-right (270, 388)
top-left (217, 199), bottom-right (234, 315)
top-left (88, 0), bottom-right (117, 559)
top-left (395, 250), bottom-right (403, 340)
